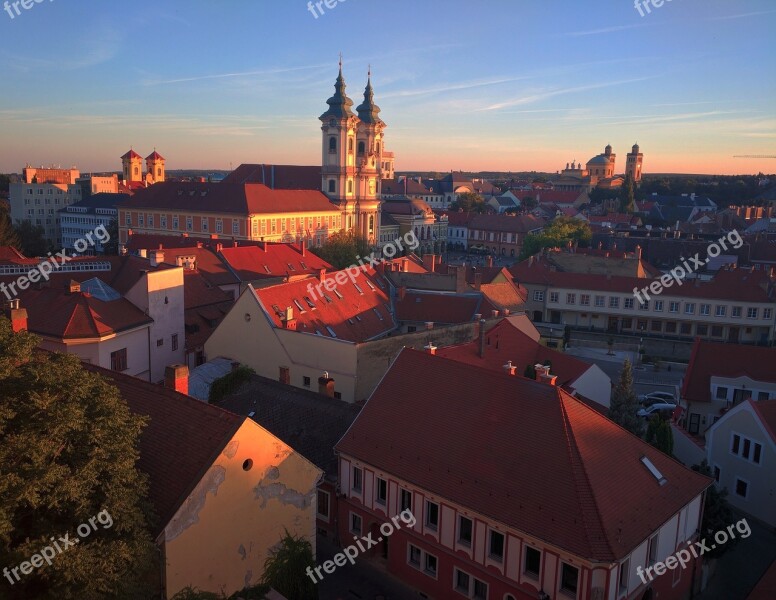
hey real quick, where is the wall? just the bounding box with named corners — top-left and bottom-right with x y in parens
top-left (162, 419), bottom-right (322, 599)
top-left (569, 363), bottom-right (612, 408)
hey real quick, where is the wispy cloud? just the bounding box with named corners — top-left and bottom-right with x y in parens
top-left (561, 24), bottom-right (649, 37)
top-left (710, 9), bottom-right (776, 20)
top-left (381, 77), bottom-right (528, 100)
top-left (142, 63), bottom-right (330, 86)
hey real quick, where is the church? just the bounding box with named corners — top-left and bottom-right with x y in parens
top-left (551, 143), bottom-right (644, 193)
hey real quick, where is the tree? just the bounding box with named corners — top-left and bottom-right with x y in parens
top-left (518, 216), bottom-right (592, 260)
top-left (314, 230), bottom-right (372, 270)
top-left (608, 359), bottom-right (644, 436)
top-left (260, 529), bottom-right (317, 600)
top-left (521, 196), bottom-right (538, 211)
top-left (645, 415), bottom-right (674, 456)
top-left (562, 325), bottom-right (571, 350)
top-left (101, 218), bottom-right (119, 255)
top-left (0, 204), bottom-right (20, 248)
top-left (690, 461), bottom-right (738, 559)
top-left (171, 584), bottom-right (269, 600)
top-left (619, 174), bottom-right (635, 214)
top-left (0, 319), bottom-right (158, 599)
top-left (524, 364), bottom-right (536, 379)
top-left (14, 220), bottom-right (50, 257)
top-left (607, 336), bottom-right (615, 356)
top-left (450, 192), bottom-right (487, 213)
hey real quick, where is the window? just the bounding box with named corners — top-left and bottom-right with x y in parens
top-left (731, 433), bottom-right (763, 464)
top-left (567, 293), bottom-right (576, 305)
top-left (665, 322), bottom-right (677, 333)
top-left (735, 478), bottom-right (748, 498)
top-left (473, 579), bottom-right (487, 599)
top-left (580, 294), bottom-right (590, 306)
top-left (425, 500), bottom-right (439, 530)
top-left (764, 308), bottom-right (773, 320)
top-left (317, 490), bottom-right (330, 519)
top-left (302, 376), bottom-right (311, 388)
top-left (110, 348), bottom-right (127, 372)
top-left (669, 301), bottom-right (679, 313)
top-left (173, 216), bottom-right (179, 229)
top-left (125, 213), bottom-right (131, 225)
top-left (408, 544), bottom-right (421, 567)
top-left (680, 322), bottom-right (692, 335)
top-left (624, 297), bottom-right (634, 309)
top-left (533, 290), bottom-right (544, 302)
top-left (610, 297), bottom-right (620, 308)
top-left (700, 304), bottom-right (710, 316)
top-left (647, 533), bottom-right (659, 566)
top-left (328, 137), bottom-right (337, 152)
top-left (457, 516), bottom-right (473, 546)
top-left (376, 478), bottom-right (387, 505)
top-left (424, 553), bottom-right (437, 577)
top-left (352, 467), bottom-right (362, 492)
top-left (156, 338), bottom-right (164, 347)
top-left (524, 546), bottom-right (541, 577)
top-left (400, 488), bottom-right (412, 512)
top-left (655, 300), bottom-right (664, 312)
top-left (685, 303), bottom-right (695, 315)
top-left (328, 180), bottom-right (336, 193)
top-left (696, 324), bottom-right (708, 336)
top-left (619, 558), bottom-right (630, 594)
top-left (732, 306), bottom-right (742, 318)
top-left (455, 569), bottom-right (470, 594)
top-left (488, 530), bottom-right (504, 562)
top-left (350, 512), bottom-right (362, 534)
top-left (639, 299), bottom-right (649, 310)
top-left (731, 434), bottom-right (741, 454)
top-left (171, 333), bottom-right (178, 351)
top-left (357, 141), bottom-right (365, 155)
top-left (747, 308), bottom-right (758, 319)
top-left (560, 562), bottom-right (579, 595)
top-left (595, 295), bottom-right (605, 307)
top-left (716, 387), bottom-right (728, 400)
top-left (549, 292), bottom-right (559, 303)
top-left (716, 305), bottom-right (727, 317)
top-left (758, 391), bottom-right (770, 401)
top-left (232, 220), bottom-right (240, 235)
top-left (186, 216), bottom-right (193, 231)
top-left (712, 325), bottom-right (723, 337)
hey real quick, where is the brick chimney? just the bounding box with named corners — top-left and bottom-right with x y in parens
top-left (4, 299), bottom-right (28, 332)
top-left (478, 319), bottom-right (487, 358)
top-left (503, 360), bottom-right (516, 376)
top-left (319, 269), bottom-right (326, 283)
top-left (149, 250), bottom-right (164, 267)
top-left (281, 306), bottom-right (297, 330)
top-left (422, 254), bottom-right (436, 272)
top-left (164, 364), bottom-right (189, 395)
top-left (301, 239), bottom-right (306, 257)
top-left (424, 342), bottom-right (437, 355)
top-left (66, 280), bottom-right (81, 294)
top-left (534, 364), bottom-right (557, 386)
top-left (491, 310), bottom-right (499, 318)
top-left (318, 373), bottom-right (335, 398)
top-left (215, 243), bottom-right (223, 253)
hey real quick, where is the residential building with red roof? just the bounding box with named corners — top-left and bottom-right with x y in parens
top-left (335, 349), bottom-right (711, 600)
top-left (510, 257), bottom-right (776, 345)
top-left (705, 399), bottom-right (776, 527)
top-left (444, 211), bottom-right (478, 250)
top-left (86, 362), bottom-right (322, 599)
top-left (436, 314), bottom-right (611, 408)
top-left (467, 213), bottom-right (546, 257)
top-left (681, 339), bottom-right (776, 435)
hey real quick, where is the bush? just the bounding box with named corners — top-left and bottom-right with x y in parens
top-left (209, 366), bottom-right (255, 403)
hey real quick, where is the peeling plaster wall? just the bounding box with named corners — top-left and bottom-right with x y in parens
top-left (161, 420), bottom-right (322, 599)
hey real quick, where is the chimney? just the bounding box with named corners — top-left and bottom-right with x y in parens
top-left (318, 373), bottom-right (335, 398)
top-left (281, 306), bottom-right (297, 330)
top-left (478, 319), bottom-right (487, 358)
top-left (66, 280), bottom-right (81, 294)
top-left (635, 245), bottom-right (642, 260)
top-left (503, 360), bottom-right (516, 376)
top-left (424, 342), bottom-right (437, 355)
top-left (319, 268), bottom-right (326, 282)
top-left (474, 273), bottom-right (482, 290)
top-left (399, 286), bottom-right (407, 301)
top-left (486, 256), bottom-right (493, 267)
top-left (422, 254), bottom-right (436, 272)
top-left (4, 299), bottom-right (28, 332)
top-left (215, 243), bottom-right (223, 253)
top-left (425, 321), bottom-right (434, 330)
top-left (301, 239), bottom-right (306, 257)
top-left (138, 248), bottom-right (147, 258)
top-left (149, 250), bottom-right (164, 267)
top-left (535, 364), bottom-right (557, 386)
top-left (164, 364), bottom-right (189, 396)
top-left (233, 240), bottom-right (238, 248)
top-left (196, 241), bottom-right (203, 249)
top-left (503, 309), bottom-right (510, 316)
top-left (491, 310), bottom-right (499, 319)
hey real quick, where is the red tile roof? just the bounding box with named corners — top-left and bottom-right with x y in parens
top-left (469, 213), bottom-right (546, 233)
top-left (395, 291), bottom-right (483, 324)
top-left (443, 211), bottom-right (477, 226)
top-left (534, 191), bottom-right (582, 204)
top-left (751, 400), bottom-right (776, 443)
top-left (0, 246), bottom-right (30, 262)
top-left (120, 181), bottom-right (338, 215)
top-left (682, 339), bottom-right (776, 404)
top-left (337, 349), bottom-right (711, 561)
top-left (121, 149), bottom-right (142, 160)
top-left (219, 244), bottom-right (331, 281)
top-left (146, 151), bottom-right (164, 160)
top-left (748, 558), bottom-right (776, 600)
top-left (437, 316), bottom-right (592, 388)
top-left (254, 268), bottom-right (394, 343)
top-left (83, 363), bottom-right (244, 534)
top-left (221, 164), bottom-right (321, 190)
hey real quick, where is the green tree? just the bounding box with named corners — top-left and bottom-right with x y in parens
top-left (524, 364), bottom-right (536, 379)
top-left (314, 230), bottom-right (372, 270)
top-left (645, 415), bottom-right (674, 456)
top-left (518, 216), bottom-right (592, 260)
top-left (0, 205), bottom-right (20, 248)
top-left (521, 196), bottom-right (538, 211)
top-left (101, 218), bottom-right (119, 255)
top-left (0, 174), bottom-right (10, 194)
top-left (260, 530), bottom-right (317, 600)
top-left (562, 325), bottom-right (571, 350)
top-left (450, 192), bottom-right (488, 213)
top-left (0, 319), bottom-right (158, 599)
top-left (619, 174), bottom-right (635, 214)
top-left (608, 359), bottom-right (644, 436)
top-left (691, 461), bottom-right (738, 559)
top-left (14, 220), bottom-right (50, 257)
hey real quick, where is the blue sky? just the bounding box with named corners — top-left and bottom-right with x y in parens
top-left (1, 0), bottom-right (774, 174)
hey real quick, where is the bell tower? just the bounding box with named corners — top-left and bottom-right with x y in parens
top-left (354, 68), bottom-right (384, 244)
top-left (146, 150), bottom-right (165, 183)
top-left (121, 149), bottom-right (143, 184)
top-left (626, 143), bottom-right (644, 184)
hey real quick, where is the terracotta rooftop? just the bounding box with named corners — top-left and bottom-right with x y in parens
top-left (219, 243), bottom-right (331, 281)
top-left (395, 291), bottom-right (483, 324)
top-left (469, 213), bottom-right (546, 233)
top-left (337, 349), bottom-right (711, 561)
top-left (221, 164), bottom-right (321, 190)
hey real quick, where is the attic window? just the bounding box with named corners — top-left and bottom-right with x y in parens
top-left (271, 304), bottom-right (283, 317)
top-left (326, 326), bottom-right (337, 338)
top-left (640, 456), bottom-right (667, 486)
top-left (353, 283), bottom-right (364, 294)
top-left (300, 261), bottom-right (307, 269)
top-left (348, 318), bottom-right (355, 324)
top-left (373, 308), bottom-right (384, 321)
top-left (303, 296), bottom-right (316, 309)
top-left (315, 329), bottom-right (323, 336)
top-left (287, 263), bottom-right (295, 271)
top-left (366, 280), bottom-right (376, 291)
top-left (355, 315), bottom-right (362, 322)
top-left (293, 299), bottom-right (305, 313)
top-left (263, 265), bottom-right (271, 274)
top-left (323, 293), bottom-right (333, 303)
top-left (334, 289), bottom-right (343, 299)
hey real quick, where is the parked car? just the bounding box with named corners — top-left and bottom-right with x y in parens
top-left (637, 403), bottom-right (678, 419)
top-left (638, 391), bottom-right (676, 406)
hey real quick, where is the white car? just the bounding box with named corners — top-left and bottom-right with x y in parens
top-left (638, 391), bottom-right (676, 406)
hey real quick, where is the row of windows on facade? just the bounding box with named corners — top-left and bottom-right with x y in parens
top-left (326, 179), bottom-right (377, 195)
top-left (109, 335), bottom-right (178, 371)
top-left (536, 291), bottom-right (773, 320)
top-left (328, 137), bottom-right (381, 155)
top-left (124, 167), bottom-right (162, 177)
top-left (61, 216), bottom-right (112, 225)
top-left (124, 213), bottom-right (344, 235)
top-left (582, 317), bottom-right (765, 339)
top-left (24, 196), bottom-right (76, 205)
top-left (711, 432), bottom-right (764, 501)
top-left (469, 231), bottom-right (525, 243)
top-left (25, 187), bottom-right (81, 195)
top-left (715, 386), bottom-right (773, 404)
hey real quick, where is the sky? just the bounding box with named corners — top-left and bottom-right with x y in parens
top-left (0, 0), bottom-right (774, 175)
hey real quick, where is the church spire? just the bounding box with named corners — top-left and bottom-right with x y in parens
top-left (356, 68), bottom-right (383, 125)
top-left (320, 57), bottom-right (355, 120)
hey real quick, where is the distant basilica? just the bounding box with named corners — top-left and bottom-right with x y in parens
top-left (551, 143), bottom-right (643, 192)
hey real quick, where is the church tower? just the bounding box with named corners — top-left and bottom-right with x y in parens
top-left (121, 149), bottom-right (143, 184)
top-left (626, 143), bottom-right (644, 184)
top-left (145, 150), bottom-right (165, 184)
top-left (353, 70), bottom-right (384, 243)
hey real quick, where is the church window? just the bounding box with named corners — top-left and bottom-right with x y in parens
top-left (348, 138), bottom-right (354, 153)
top-left (347, 180), bottom-right (353, 194)
top-left (357, 141), bottom-right (365, 155)
top-left (328, 180), bottom-right (336, 193)
top-left (329, 137), bottom-right (337, 152)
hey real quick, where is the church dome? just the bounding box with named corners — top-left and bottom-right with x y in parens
top-left (587, 155), bottom-right (610, 166)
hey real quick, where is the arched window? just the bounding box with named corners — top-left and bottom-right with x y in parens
top-left (357, 141), bottom-right (365, 155)
top-left (156, 168), bottom-right (161, 177)
top-left (328, 180), bottom-right (336, 193)
top-left (369, 215), bottom-right (374, 232)
top-left (375, 141), bottom-right (381, 154)
top-left (347, 180), bottom-right (353, 194)
top-left (329, 137), bottom-right (337, 152)
top-left (134, 167), bottom-right (139, 175)
top-left (348, 138), bottom-right (354, 153)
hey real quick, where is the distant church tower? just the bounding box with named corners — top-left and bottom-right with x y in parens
top-left (626, 143), bottom-right (644, 184)
top-left (146, 150), bottom-right (166, 184)
top-left (121, 149), bottom-right (143, 184)
top-left (319, 63), bottom-right (383, 244)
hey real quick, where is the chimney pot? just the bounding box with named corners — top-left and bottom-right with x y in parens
top-left (424, 342), bottom-right (437, 355)
top-left (318, 374), bottom-right (335, 398)
top-left (4, 300), bottom-right (28, 332)
top-left (425, 321), bottom-right (434, 330)
top-left (164, 364), bottom-right (189, 396)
